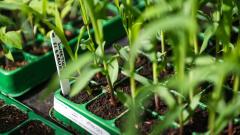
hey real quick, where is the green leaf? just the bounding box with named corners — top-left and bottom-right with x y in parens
top-left (29, 0), bottom-right (42, 14)
top-left (0, 14), bottom-right (15, 26)
top-left (4, 49), bottom-right (14, 61)
top-left (108, 58), bottom-right (119, 85)
top-left (116, 91), bottom-right (131, 107)
top-left (194, 55), bottom-right (215, 66)
top-left (75, 26), bottom-right (86, 59)
top-left (55, 6), bottom-right (64, 33)
top-left (153, 84), bottom-right (176, 109)
top-left (42, 0), bottom-right (47, 16)
top-left (150, 106), bottom-right (182, 135)
top-left (114, 45), bottom-right (129, 61)
top-left (200, 24), bottom-right (218, 53)
top-left (70, 66), bottom-right (101, 97)
top-left (61, 53), bottom-right (93, 79)
top-left (0, 28), bottom-right (22, 49)
top-left (189, 94), bottom-right (201, 110)
top-left (130, 13), bottom-right (196, 68)
top-left (121, 69), bottom-right (152, 85)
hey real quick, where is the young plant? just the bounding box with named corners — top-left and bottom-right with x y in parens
top-left (114, 0), bottom-right (143, 109)
top-left (83, 0), bottom-right (119, 106)
top-left (0, 1), bottom-right (75, 60)
top-left (0, 27), bottom-right (23, 65)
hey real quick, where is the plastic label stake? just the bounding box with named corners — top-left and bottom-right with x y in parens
top-left (50, 31), bottom-right (70, 96)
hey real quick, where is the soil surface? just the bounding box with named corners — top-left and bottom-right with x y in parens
top-left (11, 120), bottom-right (54, 135)
top-left (0, 99), bottom-right (4, 106)
top-left (0, 105), bottom-right (28, 133)
top-left (221, 125), bottom-right (240, 135)
top-left (0, 59), bottom-right (28, 71)
top-left (116, 107), bottom-right (208, 135)
top-left (163, 108), bottom-right (208, 135)
top-left (115, 79), bottom-right (131, 95)
top-left (24, 45), bottom-right (51, 56)
top-left (92, 71), bottom-right (126, 86)
top-left (144, 97), bottom-right (168, 115)
top-left (92, 72), bottom-right (108, 86)
top-left (138, 119), bottom-right (158, 135)
top-left (87, 93), bottom-right (126, 120)
top-left (138, 56), bottom-right (174, 80)
top-left (66, 87), bottom-right (102, 104)
top-left (115, 111), bottom-right (159, 135)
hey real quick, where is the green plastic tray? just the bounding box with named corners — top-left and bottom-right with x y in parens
top-left (51, 89), bottom-right (122, 135)
top-left (0, 92), bottom-right (71, 135)
top-left (0, 51), bottom-right (55, 97)
top-left (0, 4), bottom-right (126, 97)
top-left (51, 89), bottom-right (178, 135)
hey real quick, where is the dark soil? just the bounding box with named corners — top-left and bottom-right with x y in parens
top-left (92, 71), bottom-right (126, 86)
top-left (66, 87), bottom-right (102, 104)
top-left (10, 120), bottom-right (54, 135)
top-left (144, 97), bottom-right (168, 115)
top-left (92, 72), bottom-right (108, 86)
top-left (135, 55), bottom-right (174, 80)
top-left (163, 108), bottom-right (208, 135)
top-left (0, 105), bottom-right (28, 133)
top-left (0, 99), bottom-right (4, 107)
top-left (0, 58), bottom-right (28, 71)
top-left (221, 125), bottom-right (240, 135)
top-left (24, 45), bottom-right (51, 56)
top-left (135, 55), bottom-right (149, 68)
top-left (115, 80), bottom-right (131, 95)
top-left (87, 93), bottom-right (126, 120)
top-left (116, 107), bottom-right (208, 135)
top-left (138, 119), bottom-right (158, 135)
top-left (115, 111), bottom-right (159, 135)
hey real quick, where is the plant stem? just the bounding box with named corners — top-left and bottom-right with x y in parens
top-left (193, 34), bottom-right (198, 54)
top-left (233, 75), bottom-right (239, 96)
top-left (176, 34), bottom-right (186, 135)
top-left (161, 31), bottom-right (165, 54)
top-left (99, 31), bottom-right (116, 106)
top-left (189, 71), bottom-right (193, 102)
top-left (209, 108), bottom-right (216, 135)
top-left (153, 55), bottom-right (159, 110)
top-left (228, 121), bottom-right (233, 135)
top-left (178, 97), bottom-right (183, 135)
top-left (209, 74), bottom-right (224, 135)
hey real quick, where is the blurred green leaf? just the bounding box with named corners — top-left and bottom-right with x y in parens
top-left (70, 66), bottom-right (101, 97)
top-left (116, 91), bottom-right (132, 107)
top-left (61, 53), bottom-right (93, 79)
top-left (55, 7), bottom-right (64, 33)
top-left (200, 24), bottom-right (218, 53)
top-left (108, 57), bottom-right (119, 85)
top-left (0, 27), bottom-right (22, 49)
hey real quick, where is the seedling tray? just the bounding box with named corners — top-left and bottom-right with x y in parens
top-left (51, 89), bottom-right (123, 135)
top-left (51, 88), bottom-right (181, 135)
top-left (0, 50), bottom-right (55, 97)
top-left (0, 92), bottom-right (71, 135)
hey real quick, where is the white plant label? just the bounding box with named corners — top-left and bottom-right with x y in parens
top-left (50, 31), bottom-right (70, 95)
top-left (54, 98), bottom-right (110, 135)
